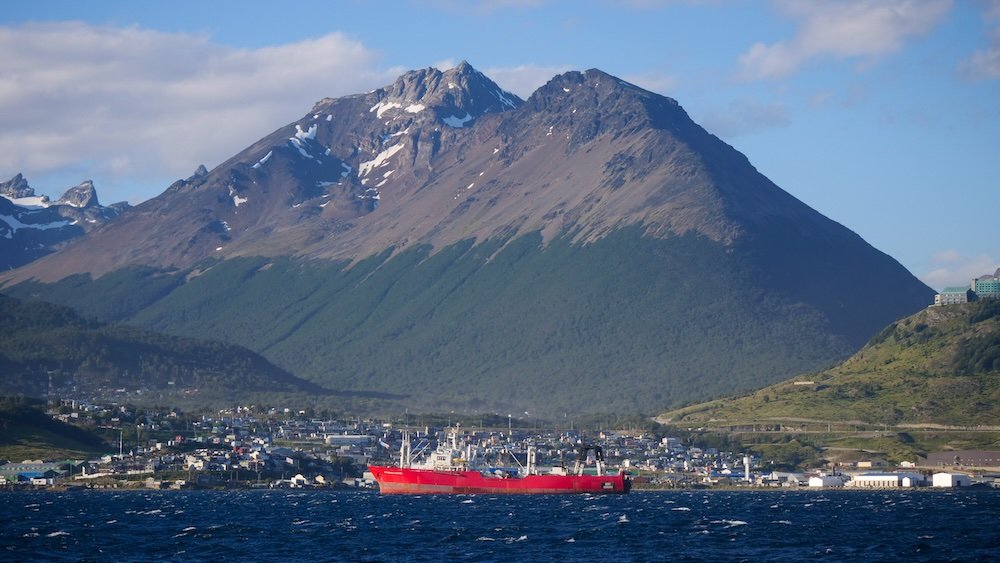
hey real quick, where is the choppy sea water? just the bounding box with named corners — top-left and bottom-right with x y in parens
top-left (3, 489), bottom-right (999, 561)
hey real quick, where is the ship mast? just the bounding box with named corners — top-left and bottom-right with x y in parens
top-left (399, 432), bottom-right (412, 468)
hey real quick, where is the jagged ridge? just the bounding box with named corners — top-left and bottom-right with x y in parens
top-left (0, 175), bottom-right (129, 270)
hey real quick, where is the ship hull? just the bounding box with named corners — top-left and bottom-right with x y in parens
top-left (368, 466), bottom-right (630, 494)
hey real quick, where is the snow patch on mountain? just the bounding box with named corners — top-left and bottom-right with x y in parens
top-left (370, 101), bottom-right (402, 118)
top-left (252, 150), bottom-right (273, 169)
top-left (288, 137), bottom-right (313, 159)
top-left (229, 186), bottom-right (248, 208)
top-left (443, 113), bottom-right (473, 128)
top-left (1, 194), bottom-right (50, 209)
top-left (405, 104), bottom-right (425, 113)
top-left (359, 143), bottom-right (404, 177)
top-left (285, 124), bottom-right (320, 159)
top-left (295, 124), bottom-right (317, 141)
top-left (495, 89), bottom-right (518, 108)
top-left (0, 212), bottom-right (71, 238)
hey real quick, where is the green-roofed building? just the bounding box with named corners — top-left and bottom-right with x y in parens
top-left (973, 276), bottom-right (1000, 299)
top-left (935, 287), bottom-right (975, 305)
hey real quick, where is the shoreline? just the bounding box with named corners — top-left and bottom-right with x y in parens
top-left (5, 483), bottom-right (997, 493)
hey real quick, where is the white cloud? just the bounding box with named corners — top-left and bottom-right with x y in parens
top-left (484, 64), bottom-right (575, 99)
top-left (739, 0), bottom-right (952, 80)
top-left (958, 1), bottom-right (1000, 80)
top-left (432, 58), bottom-right (459, 71)
top-left (0, 22), bottom-right (398, 203)
top-left (698, 98), bottom-right (790, 138)
top-left (920, 250), bottom-right (999, 290)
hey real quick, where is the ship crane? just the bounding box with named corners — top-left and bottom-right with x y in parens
top-left (573, 444), bottom-right (605, 476)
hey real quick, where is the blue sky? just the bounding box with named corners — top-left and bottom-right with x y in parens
top-left (2, 0), bottom-right (997, 288)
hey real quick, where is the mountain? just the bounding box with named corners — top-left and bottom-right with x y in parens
top-left (1, 63), bottom-right (933, 414)
top-left (659, 300), bottom-right (1000, 427)
top-left (0, 293), bottom-right (327, 403)
top-left (0, 174), bottom-right (129, 270)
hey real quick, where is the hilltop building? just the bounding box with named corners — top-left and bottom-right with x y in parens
top-left (935, 287), bottom-right (975, 305)
top-left (934, 269), bottom-right (1000, 305)
top-left (972, 272), bottom-right (1000, 299)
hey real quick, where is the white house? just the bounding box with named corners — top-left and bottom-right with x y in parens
top-left (932, 472), bottom-right (971, 488)
top-left (848, 472), bottom-right (925, 488)
top-left (808, 475), bottom-right (845, 488)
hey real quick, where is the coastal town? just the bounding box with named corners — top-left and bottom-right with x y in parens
top-left (2, 399), bottom-right (997, 491)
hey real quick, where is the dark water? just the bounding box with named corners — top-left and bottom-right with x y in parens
top-left (3, 489), bottom-right (999, 561)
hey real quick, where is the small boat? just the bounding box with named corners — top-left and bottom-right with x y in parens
top-left (368, 428), bottom-right (630, 494)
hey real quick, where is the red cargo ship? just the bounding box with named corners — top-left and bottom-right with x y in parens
top-left (368, 429), bottom-right (630, 495)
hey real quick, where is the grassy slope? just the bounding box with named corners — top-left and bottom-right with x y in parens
top-left (661, 300), bottom-right (1000, 427)
top-left (0, 398), bottom-right (109, 461)
top-left (6, 228), bottom-right (862, 414)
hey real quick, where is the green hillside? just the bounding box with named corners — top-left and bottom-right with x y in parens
top-left (6, 228), bottom-right (874, 414)
top-left (0, 294), bottom-right (327, 403)
top-left (660, 300), bottom-right (1000, 427)
top-left (0, 397), bottom-right (109, 461)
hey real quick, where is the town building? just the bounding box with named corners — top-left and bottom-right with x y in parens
top-left (0, 461), bottom-right (68, 483)
top-left (972, 274), bottom-right (1000, 299)
top-left (932, 472), bottom-right (971, 488)
top-left (847, 472), bottom-right (924, 488)
top-left (808, 474), bottom-right (845, 488)
top-left (935, 287), bottom-right (976, 305)
top-left (924, 450), bottom-right (1000, 470)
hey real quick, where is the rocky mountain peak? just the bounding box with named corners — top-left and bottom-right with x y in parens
top-left (375, 61), bottom-right (522, 128)
top-left (0, 176), bottom-right (128, 270)
top-left (526, 68), bottom-right (680, 121)
top-left (0, 173), bottom-right (36, 199)
top-left (56, 180), bottom-right (99, 208)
